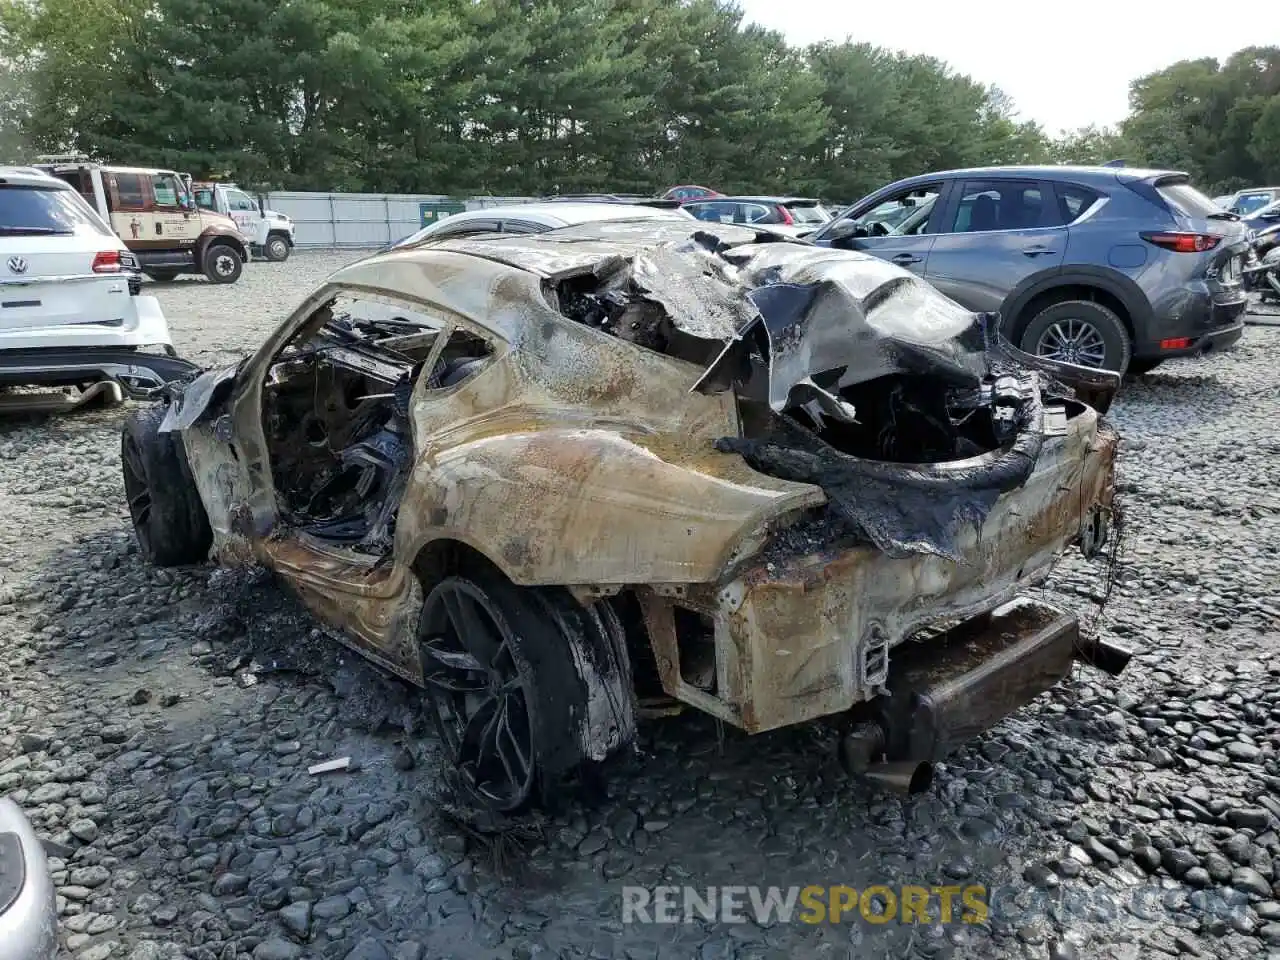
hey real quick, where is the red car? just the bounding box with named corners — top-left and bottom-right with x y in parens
top-left (661, 184), bottom-right (722, 202)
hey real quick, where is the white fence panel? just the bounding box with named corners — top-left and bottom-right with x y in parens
top-left (262, 191), bottom-right (539, 249)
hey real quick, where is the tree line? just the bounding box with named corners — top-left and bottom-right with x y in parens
top-left (1, 0), bottom-right (1278, 200)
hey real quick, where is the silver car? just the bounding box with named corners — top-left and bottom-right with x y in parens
top-left (393, 201), bottom-right (692, 248)
top-left (0, 799), bottom-right (57, 959)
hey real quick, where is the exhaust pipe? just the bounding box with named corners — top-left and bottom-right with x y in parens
top-left (1074, 634), bottom-right (1132, 677)
top-left (838, 726), bottom-right (934, 795)
top-left (862, 760), bottom-right (934, 796)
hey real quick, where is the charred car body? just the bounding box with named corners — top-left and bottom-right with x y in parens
top-left (120, 220), bottom-right (1130, 810)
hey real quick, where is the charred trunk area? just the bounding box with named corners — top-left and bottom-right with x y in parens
top-left (720, 369), bottom-right (1049, 563)
top-left (772, 373), bottom-right (1013, 465)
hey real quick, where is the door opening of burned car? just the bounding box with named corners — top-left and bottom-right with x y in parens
top-left (121, 219), bottom-right (1132, 812)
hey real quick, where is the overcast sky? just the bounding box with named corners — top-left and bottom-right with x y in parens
top-left (736, 0), bottom-right (1273, 135)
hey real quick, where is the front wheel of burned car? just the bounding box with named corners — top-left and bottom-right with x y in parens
top-left (417, 572), bottom-right (634, 813)
top-left (121, 405), bottom-right (213, 566)
top-left (1019, 300), bottom-right (1132, 374)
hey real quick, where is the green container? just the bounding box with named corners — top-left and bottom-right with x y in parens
top-left (419, 200), bottom-right (466, 228)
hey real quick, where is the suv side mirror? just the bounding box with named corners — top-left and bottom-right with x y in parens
top-left (825, 219), bottom-right (868, 243)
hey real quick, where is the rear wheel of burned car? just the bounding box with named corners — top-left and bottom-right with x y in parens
top-left (202, 242), bottom-right (243, 284)
top-left (121, 405), bottom-right (213, 566)
top-left (1019, 300), bottom-right (1131, 374)
top-left (417, 572), bottom-right (633, 813)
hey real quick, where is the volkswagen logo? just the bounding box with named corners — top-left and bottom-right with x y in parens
top-left (6, 256), bottom-right (27, 274)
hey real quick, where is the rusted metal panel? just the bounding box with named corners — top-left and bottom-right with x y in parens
top-left (644, 408), bottom-right (1117, 734)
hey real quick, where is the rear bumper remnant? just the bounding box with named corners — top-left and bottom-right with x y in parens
top-left (874, 600), bottom-right (1129, 763)
top-left (838, 600), bottom-right (1130, 779)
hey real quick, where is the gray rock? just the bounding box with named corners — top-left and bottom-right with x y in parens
top-left (344, 939), bottom-right (392, 960)
top-left (1255, 901), bottom-right (1280, 922)
top-left (68, 865), bottom-right (110, 888)
top-left (1162, 848), bottom-right (1199, 879)
top-left (253, 940), bottom-right (302, 960)
top-left (1227, 808), bottom-right (1272, 831)
top-left (213, 872), bottom-right (249, 895)
top-left (578, 830), bottom-right (609, 856)
top-left (1231, 866), bottom-right (1273, 898)
top-left (1024, 862), bottom-right (1060, 889)
top-left (280, 900), bottom-right (311, 938)
top-left (19, 733), bottom-right (50, 754)
top-left (412, 855), bottom-right (446, 882)
top-left (1134, 846), bottom-right (1163, 873)
top-left (1173, 933), bottom-right (1205, 956)
top-left (1085, 837), bottom-right (1121, 867)
top-left (76, 944), bottom-right (118, 960)
top-left (1226, 741), bottom-right (1262, 762)
top-left (1183, 866), bottom-right (1211, 888)
top-left (69, 818), bottom-right (99, 844)
top-left (312, 894), bottom-right (351, 921)
top-left (1260, 924), bottom-right (1280, 947)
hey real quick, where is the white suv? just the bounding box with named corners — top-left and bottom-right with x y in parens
top-left (0, 167), bottom-right (194, 410)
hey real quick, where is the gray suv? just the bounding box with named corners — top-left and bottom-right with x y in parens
top-left (810, 166), bottom-right (1250, 373)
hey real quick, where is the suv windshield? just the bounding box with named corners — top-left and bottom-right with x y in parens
top-left (1233, 193), bottom-right (1274, 216)
top-left (788, 204), bottom-right (831, 224)
top-left (0, 184), bottom-right (111, 237)
top-left (1157, 181), bottom-right (1226, 219)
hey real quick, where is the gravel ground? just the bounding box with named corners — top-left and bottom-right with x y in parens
top-left (2, 251), bottom-right (1280, 960)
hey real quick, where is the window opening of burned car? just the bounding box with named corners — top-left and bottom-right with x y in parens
top-left (261, 292), bottom-right (493, 557)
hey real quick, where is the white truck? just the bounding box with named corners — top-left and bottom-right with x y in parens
top-left (189, 181), bottom-right (295, 261)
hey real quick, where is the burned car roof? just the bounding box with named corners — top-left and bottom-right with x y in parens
top-left (341, 219), bottom-right (990, 403)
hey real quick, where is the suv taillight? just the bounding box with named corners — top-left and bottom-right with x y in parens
top-left (92, 250), bottom-right (123, 273)
top-left (1141, 232), bottom-right (1221, 254)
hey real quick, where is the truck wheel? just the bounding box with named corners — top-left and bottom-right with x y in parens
top-left (264, 233), bottom-right (291, 262)
top-left (1019, 300), bottom-right (1131, 375)
top-left (202, 243), bottom-right (243, 284)
top-left (145, 270), bottom-right (180, 282)
top-left (121, 405), bottom-right (212, 566)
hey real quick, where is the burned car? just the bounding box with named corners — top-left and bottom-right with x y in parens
top-left (120, 220), bottom-right (1130, 811)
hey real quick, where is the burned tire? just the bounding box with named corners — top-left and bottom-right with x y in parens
top-left (121, 404), bottom-right (212, 566)
top-left (264, 233), bottom-right (291, 262)
top-left (202, 242), bottom-right (243, 284)
top-left (417, 571), bottom-right (630, 813)
top-left (1019, 300), bottom-right (1131, 374)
